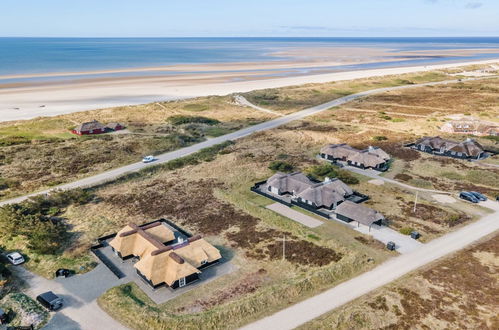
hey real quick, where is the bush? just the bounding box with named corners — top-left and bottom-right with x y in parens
top-left (336, 170), bottom-right (360, 184)
top-left (167, 115), bottom-right (220, 126)
top-left (399, 227), bottom-right (414, 235)
top-left (391, 118), bottom-right (405, 123)
top-left (372, 136), bottom-right (388, 141)
top-left (306, 164), bottom-right (358, 183)
top-left (307, 163), bottom-right (338, 180)
top-left (268, 161), bottom-right (294, 173)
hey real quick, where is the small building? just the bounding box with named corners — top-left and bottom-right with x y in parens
top-left (440, 117), bottom-right (499, 136)
top-left (320, 144), bottom-right (390, 171)
top-left (335, 201), bottom-right (385, 229)
top-left (72, 120), bottom-right (107, 135)
top-left (413, 136), bottom-right (484, 159)
top-left (106, 122), bottom-right (126, 131)
top-left (110, 222), bottom-right (221, 289)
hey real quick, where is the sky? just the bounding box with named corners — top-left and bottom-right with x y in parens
top-left (0, 0), bottom-right (498, 37)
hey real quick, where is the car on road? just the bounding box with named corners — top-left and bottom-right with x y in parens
top-left (36, 291), bottom-right (64, 311)
top-left (6, 252), bottom-right (25, 265)
top-left (459, 191), bottom-right (479, 203)
top-left (142, 155), bottom-right (155, 163)
top-left (469, 191), bottom-right (487, 201)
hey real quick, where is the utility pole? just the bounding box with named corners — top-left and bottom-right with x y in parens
top-left (413, 191), bottom-right (418, 213)
top-left (282, 235), bottom-right (286, 261)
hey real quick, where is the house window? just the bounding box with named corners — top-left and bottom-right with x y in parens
top-left (179, 277), bottom-right (186, 287)
top-left (201, 260), bottom-right (208, 265)
top-left (457, 152), bottom-right (462, 157)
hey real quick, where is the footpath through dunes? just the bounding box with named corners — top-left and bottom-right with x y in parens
top-left (1, 59), bottom-right (498, 122)
top-left (0, 76), bottom-right (496, 207)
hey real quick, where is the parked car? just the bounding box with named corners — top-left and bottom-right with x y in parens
top-left (459, 191), bottom-right (479, 203)
top-left (469, 191), bottom-right (487, 201)
top-left (36, 291), bottom-right (63, 311)
top-left (142, 155), bottom-right (155, 163)
top-left (6, 252), bottom-right (25, 265)
top-left (410, 231), bottom-right (421, 240)
top-left (386, 241), bottom-right (396, 251)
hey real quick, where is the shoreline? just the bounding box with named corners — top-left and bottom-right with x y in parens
top-left (0, 58), bottom-right (497, 123)
top-left (2, 46), bottom-right (499, 82)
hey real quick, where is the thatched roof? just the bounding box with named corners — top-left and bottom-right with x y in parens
top-left (297, 179), bottom-right (353, 208)
top-left (267, 172), bottom-right (313, 195)
top-left (321, 144), bottom-right (390, 167)
top-left (335, 201), bottom-right (384, 226)
top-left (415, 136), bottom-right (484, 157)
top-left (110, 222), bottom-right (221, 287)
top-left (74, 120), bottom-right (106, 132)
top-left (106, 122), bottom-right (125, 130)
top-left (109, 222), bottom-right (175, 260)
top-left (320, 144), bottom-right (358, 159)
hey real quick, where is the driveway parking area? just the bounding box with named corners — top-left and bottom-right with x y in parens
top-left (266, 203), bottom-right (323, 228)
top-left (351, 223), bottom-right (424, 254)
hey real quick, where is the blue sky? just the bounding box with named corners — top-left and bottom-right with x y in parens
top-left (1, 0), bottom-right (497, 37)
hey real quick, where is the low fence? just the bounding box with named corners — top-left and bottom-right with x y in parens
top-left (90, 248), bottom-right (125, 279)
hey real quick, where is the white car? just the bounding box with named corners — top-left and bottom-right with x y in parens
top-left (6, 252), bottom-right (25, 265)
top-left (142, 155), bottom-right (155, 163)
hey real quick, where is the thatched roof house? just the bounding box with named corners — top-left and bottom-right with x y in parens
top-left (110, 222), bottom-right (221, 289)
top-left (106, 122), bottom-right (125, 131)
top-left (335, 201), bottom-right (385, 227)
top-left (265, 172), bottom-right (355, 210)
top-left (413, 136), bottom-right (484, 159)
top-left (440, 118), bottom-right (499, 136)
top-left (72, 120), bottom-right (107, 135)
top-left (296, 179), bottom-right (353, 210)
top-left (320, 144), bottom-right (390, 171)
top-left (266, 172), bottom-right (313, 195)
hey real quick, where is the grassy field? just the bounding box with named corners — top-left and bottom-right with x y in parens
top-left (242, 71), bottom-right (456, 112)
top-left (299, 233), bottom-right (499, 329)
top-left (1, 69), bottom-right (497, 328)
top-left (0, 95), bottom-right (272, 200)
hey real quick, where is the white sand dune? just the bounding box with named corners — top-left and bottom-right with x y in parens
top-left (0, 58), bottom-right (497, 123)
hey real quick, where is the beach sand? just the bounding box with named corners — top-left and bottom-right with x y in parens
top-left (0, 55), bottom-right (498, 123)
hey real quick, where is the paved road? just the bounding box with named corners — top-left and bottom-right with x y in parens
top-left (0, 77), bottom-right (487, 207)
top-left (241, 202), bottom-right (499, 330)
top-left (12, 265), bottom-right (128, 330)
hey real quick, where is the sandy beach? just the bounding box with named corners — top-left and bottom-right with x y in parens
top-left (0, 57), bottom-right (498, 123)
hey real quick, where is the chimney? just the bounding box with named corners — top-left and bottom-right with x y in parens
top-left (368, 146), bottom-right (375, 151)
top-left (324, 177), bottom-right (331, 183)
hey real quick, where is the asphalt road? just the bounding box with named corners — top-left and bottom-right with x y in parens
top-left (241, 201), bottom-right (499, 330)
top-left (0, 77), bottom-right (488, 207)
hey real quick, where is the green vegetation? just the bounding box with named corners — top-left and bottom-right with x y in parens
top-left (399, 227), bottom-right (414, 235)
top-left (307, 163), bottom-right (359, 184)
top-left (0, 293), bottom-right (49, 329)
top-left (372, 135), bottom-right (388, 141)
top-left (167, 115), bottom-right (220, 126)
top-left (182, 103), bottom-right (210, 112)
top-left (391, 118), bottom-right (405, 123)
top-left (0, 189), bottom-right (93, 255)
top-left (268, 160), bottom-right (294, 172)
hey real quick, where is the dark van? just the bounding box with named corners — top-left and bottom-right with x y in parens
top-left (36, 291), bottom-right (63, 311)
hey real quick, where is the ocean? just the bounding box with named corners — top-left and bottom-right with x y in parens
top-left (1, 37), bottom-right (499, 77)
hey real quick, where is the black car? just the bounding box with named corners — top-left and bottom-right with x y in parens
top-left (469, 191), bottom-right (487, 201)
top-left (459, 192), bottom-right (479, 203)
top-left (386, 241), bottom-right (396, 251)
top-left (36, 291), bottom-right (63, 311)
